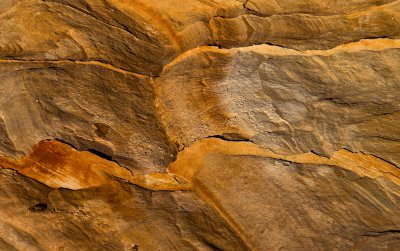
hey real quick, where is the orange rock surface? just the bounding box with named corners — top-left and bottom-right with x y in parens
top-left (0, 0), bottom-right (399, 249)
top-left (0, 140), bottom-right (189, 191)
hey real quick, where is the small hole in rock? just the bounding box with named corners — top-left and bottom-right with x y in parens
top-left (29, 203), bottom-right (48, 212)
top-left (132, 245), bottom-right (139, 251)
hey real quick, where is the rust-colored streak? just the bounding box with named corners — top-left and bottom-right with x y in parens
top-left (0, 140), bottom-right (190, 191)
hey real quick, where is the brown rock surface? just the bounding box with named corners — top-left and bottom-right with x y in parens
top-left (214, 1), bottom-right (400, 50)
top-left (0, 167), bottom-right (246, 250)
top-left (194, 153), bottom-right (400, 250)
top-left (169, 138), bottom-right (400, 249)
top-left (0, 140), bottom-right (189, 190)
top-left (0, 0), bottom-right (399, 249)
top-left (244, 0), bottom-right (397, 15)
top-left (0, 61), bottom-right (175, 172)
top-left (156, 39), bottom-right (400, 166)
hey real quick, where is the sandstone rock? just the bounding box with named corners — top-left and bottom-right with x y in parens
top-left (0, 0), bottom-right (399, 249)
top-left (166, 138), bottom-right (400, 249)
top-left (0, 0), bottom-right (243, 76)
top-left (0, 61), bottom-right (176, 172)
top-left (0, 168), bottom-right (246, 250)
top-left (0, 0), bottom-right (174, 75)
top-left (155, 39), bottom-right (400, 166)
top-left (167, 138), bottom-right (400, 186)
top-left (194, 154), bottom-right (400, 249)
top-left (245, 0), bottom-right (397, 15)
top-left (0, 140), bottom-right (189, 190)
top-left (214, 1), bottom-right (400, 50)
top-left (0, 0), bottom-right (246, 172)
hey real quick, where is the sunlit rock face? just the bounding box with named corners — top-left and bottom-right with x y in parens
top-left (0, 0), bottom-right (399, 250)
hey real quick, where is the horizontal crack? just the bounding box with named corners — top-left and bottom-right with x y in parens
top-left (362, 229), bottom-right (400, 237)
top-left (206, 135), bottom-right (252, 143)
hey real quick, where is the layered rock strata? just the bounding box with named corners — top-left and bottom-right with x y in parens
top-left (0, 0), bottom-right (399, 250)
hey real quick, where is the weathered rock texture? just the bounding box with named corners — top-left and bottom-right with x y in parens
top-left (0, 0), bottom-right (399, 250)
top-left (156, 39), bottom-right (400, 166)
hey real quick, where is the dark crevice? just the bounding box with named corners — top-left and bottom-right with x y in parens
top-left (54, 138), bottom-right (78, 149)
top-left (218, 41), bottom-right (301, 51)
top-left (341, 146), bottom-right (400, 169)
top-left (54, 138), bottom-right (121, 165)
top-left (206, 43), bottom-right (224, 49)
top-left (87, 149), bottom-right (114, 162)
top-left (367, 152), bottom-right (400, 170)
top-left (374, 135), bottom-right (400, 143)
top-left (206, 134), bottom-right (252, 142)
top-left (362, 229), bottom-right (400, 237)
top-left (176, 134), bottom-right (253, 153)
top-left (242, 0), bottom-right (251, 12)
top-left (309, 150), bottom-right (330, 158)
top-left (362, 35), bottom-right (391, 40)
top-left (29, 203), bottom-right (48, 212)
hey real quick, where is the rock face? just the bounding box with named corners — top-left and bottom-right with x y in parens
top-left (213, 1), bottom-right (400, 50)
top-left (0, 0), bottom-right (399, 250)
top-left (0, 61), bottom-right (176, 172)
top-left (0, 168), bottom-right (246, 250)
top-left (156, 39), bottom-right (400, 166)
